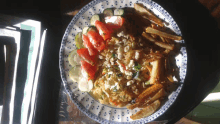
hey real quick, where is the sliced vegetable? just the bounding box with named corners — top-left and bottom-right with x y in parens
top-left (121, 63), bottom-right (126, 70)
top-left (105, 16), bottom-right (125, 26)
top-left (78, 78), bottom-right (93, 92)
top-left (114, 8), bottom-right (124, 16)
top-left (106, 23), bottom-right (121, 30)
top-left (81, 60), bottom-right (97, 80)
top-left (75, 32), bottom-right (84, 49)
top-left (134, 62), bottom-right (141, 71)
top-left (82, 34), bottom-right (98, 55)
top-left (87, 30), bottom-right (105, 51)
top-left (87, 26), bottom-right (97, 32)
top-left (95, 20), bottom-right (113, 40)
top-left (77, 48), bottom-right (96, 66)
top-left (103, 8), bottom-right (114, 17)
top-left (82, 26), bottom-right (90, 35)
top-left (68, 49), bottom-right (81, 66)
top-left (90, 14), bottom-right (100, 26)
top-left (69, 65), bottom-right (82, 82)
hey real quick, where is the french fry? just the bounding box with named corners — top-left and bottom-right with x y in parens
top-left (142, 32), bottom-right (175, 50)
top-left (165, 38), bottom-right (173, 44)
top-left (136, 83), bottom-right (163, 103)
top-left (145, 27), bottom-right (182, 40)
top-left (155, 42), bottom-right (175, 50)
top-left (146, 65), bottom-right (152, 73)
top-left (167, 75), bottom-right (174, 83)
top-left (127, 103), bottom-right (140, 110)
top-left (139, 88), bottom-right (166, 108)
top-left (149, 59), bottom-right (164, 84)
top-left (151, 34), bottom-right (157, 38)
top-left (134, 3), bottom-right (167, 27)
top-left (160, 36), bottom-right (166, 42)
top-left (130, 100), bottom-right (161, 120)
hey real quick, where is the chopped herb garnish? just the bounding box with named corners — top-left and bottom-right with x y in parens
top-left (113, 87), bottom-right (117, 92)
top-left (117, 73), bottom-right (122, 77)
top-left (102, 68), bottom-right (107, 75)
top-left (114, 66), bottom-right (119, 70)
top-left (145, 81), bottom-right (150, 85)
top-left (108, 74), bottom-right (111, 78)
top-left (100, 94), bottom-right (104, 100)
top-left (134, 63), bottom-right (141, 71)
top-left (112, 53), bottom-right (116, 58)
top-left (132, 72), bottom-right (137, 78)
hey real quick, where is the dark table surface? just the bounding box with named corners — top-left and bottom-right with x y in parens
top-left (1, 0), bottom-right (220, 124)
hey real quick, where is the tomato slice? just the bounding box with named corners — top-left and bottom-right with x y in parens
top-left (77, 48), bottom-right (96, 66)
top-left (106, 23), bottom-right (121, 30)
top-left (105, 16), bottom-right (125, 26)
top-left (95, 20), bottom-right (112, 40)
top-left (87, 30), bottom-right (105, 51)
top-left (81, 60), bottom-right (97, 80)
top-left (82, 34), bottom-right (98, 56)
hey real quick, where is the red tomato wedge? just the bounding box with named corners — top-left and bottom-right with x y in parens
top-left (82, 34), bottom-right (98, 56)
top-left (105, 16), bottom-right (125, 26)
top-left (77, 48), bottom-right (96, 66)
top-left (95, 20), bottom-right (112, 40)
top-left (106, 23), bottom-right (121, 30)
top-left (81, 60), bottom-right (97, 80)
top-left (87, 30), bottom-right (105, 51)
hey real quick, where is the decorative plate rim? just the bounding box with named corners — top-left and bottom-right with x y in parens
top-left (59, 0), bottom-right (187, 123)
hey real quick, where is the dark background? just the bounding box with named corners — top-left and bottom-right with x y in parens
top-left (0, 0), bottom-right (220, 124)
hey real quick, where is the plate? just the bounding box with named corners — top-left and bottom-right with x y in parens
top-left (59, 0), bottom-right (187, 123)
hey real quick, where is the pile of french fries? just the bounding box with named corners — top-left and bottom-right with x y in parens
top-left (127, 3), bottom-right (182, 120)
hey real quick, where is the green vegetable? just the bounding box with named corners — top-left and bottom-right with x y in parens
top-left (112, 53), bottom-right (116, 58)
top-left (114, 8), bottom-right (124, 16)
top-left (103, 8), bottom-right (114, 17)
top-left (75, 32), bottom-right (84, 49)
top-left (113, 87), bottom-right (117, 92)
top-left (69, 65), bottom-right (81, 82)
top-left (87, 26), bottom-right (97, 32)
top-left (145, 81), bottom-right (150, 85)
top-left (133, 71), bottom-right (140, 79)
top-left (117, 73), bottom-right (122, 77)
top-left (134, 62), bottom-right (141, 71)
top-left (132, 72), bottom-right (137, 78)
top-left (82, 27), bottom-right (89, 35)
top-left (114, 66), bottom-right (119, 70)
top-left (90, 14), bottom-right (100, 26)
top-left (68, 49), bottom-right (81, 66)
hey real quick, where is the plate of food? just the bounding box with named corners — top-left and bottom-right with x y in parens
top-left (59, 0), bottom-right (187, 123)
